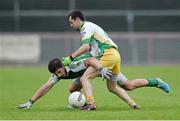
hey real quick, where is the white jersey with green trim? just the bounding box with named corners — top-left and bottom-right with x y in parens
top-left (80, 21), bottom-right (118, 57)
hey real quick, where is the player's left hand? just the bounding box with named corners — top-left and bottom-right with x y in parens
top-left (98, 68), bottom-right (112, 80)
top-left (17, 100), bottom-right (33, 109)
top-left (62, 56), bottom-right (73, 66)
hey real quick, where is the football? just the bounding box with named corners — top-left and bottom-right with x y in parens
top-left (68, 91), bottom-right (86, 108)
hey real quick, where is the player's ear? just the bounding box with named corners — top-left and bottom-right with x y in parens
top-left (60, 63), bottom-right (65, 69)
top-left (76, 17), bottom-right (81, 22)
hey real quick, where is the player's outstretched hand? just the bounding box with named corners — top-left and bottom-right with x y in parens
top-left (99, 68), bottom-right (112, 80)
top-left (17, 100), bottom-right (33, 109)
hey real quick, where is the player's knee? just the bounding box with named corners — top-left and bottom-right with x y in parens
top-left (84, 57), bottom-right (94, 66)
top-left (107, 86), bottom-right (117, 93)
top-left (122, 82), bottom-right (135, 91)
top-left (69, 88), bottom-right (74, 93)
top-left (69, 86), bottom-right (77, 93)
top-left (69, 84), bottom-right (81, 93)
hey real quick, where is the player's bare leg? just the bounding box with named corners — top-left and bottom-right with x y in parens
top-left (80, 66), bottom-right (98, 111)
top-left (106, 78), bottom-right (140, 109)
top-left (69, 79), bottom-right (82, 93)
top-left (117, 74), bottom-right (170, 93)
top-left (121, 79), bottom-right (148, 91)
top-left (80, 66), bottom-right (140, 110)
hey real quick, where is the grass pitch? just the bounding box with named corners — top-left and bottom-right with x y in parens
top-left (0, 65), bottom-right (180, 120)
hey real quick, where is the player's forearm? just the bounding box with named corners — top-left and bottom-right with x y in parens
top-left (71, 44), bottom-right (90, 58)
top-left (31, 82), bottom-right (54, 103)
top-left (41, 84), bottom-right (54, 96)
top-left (85, 57), bottom-right (102, 70)
top-left (31, 85), bottom-right (48, 102)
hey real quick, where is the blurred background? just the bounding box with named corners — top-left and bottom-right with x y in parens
top-left (0, 0), bottom-right (180, 65)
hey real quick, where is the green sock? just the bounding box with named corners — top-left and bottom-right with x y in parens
top-left (147, 78), bottom-right (158, 86)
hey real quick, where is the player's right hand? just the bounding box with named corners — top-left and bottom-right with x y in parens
top-left (17, 100), bottom-right (33, 109)
top-left (98, 68), bottom-right (112, 80)
top-left (62, 56), bottom-right (73, 66)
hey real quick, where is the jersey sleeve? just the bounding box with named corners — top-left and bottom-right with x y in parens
top-left (69, 59), bottom-right (87, 73)
top-left (48, 74), bottom-right (60, 84)
top-left (81, 24), bottom-right (93, 44)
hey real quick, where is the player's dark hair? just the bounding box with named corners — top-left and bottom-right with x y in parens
top-left (48, 58), bottom-right (63, 73)
top-left (67, 10), bottom-right (85, 21)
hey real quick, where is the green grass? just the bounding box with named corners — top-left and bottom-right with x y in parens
top-left (0, 65), bottom-right (180, 120)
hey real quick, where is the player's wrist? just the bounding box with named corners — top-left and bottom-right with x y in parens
top-left (98, 67), bottom-right (104, 72)
top-left (29, 99), bottom-right (34, 104)
top-left (69, 55), bottom-right (74, 61)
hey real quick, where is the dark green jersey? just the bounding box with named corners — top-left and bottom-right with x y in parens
top-left (49, 59), bottom-right (87, 83)
top-left (60, 69), bottom-right (85, 79)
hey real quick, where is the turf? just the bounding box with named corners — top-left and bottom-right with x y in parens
top-left (0, 65), bottom-right (180, 120)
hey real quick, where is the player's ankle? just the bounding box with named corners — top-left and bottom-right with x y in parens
top-left (87, 96), bottom-right (95, 104)
top-left (128, 100), bottom-right (136, 107)
top-left (87, 101), bottom-right (96, 105)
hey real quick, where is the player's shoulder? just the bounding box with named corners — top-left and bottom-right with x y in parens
top-left (84, 21), bottom-right (96, 26)
top-left (81, 21), bottom-right (97, 33)
top-left (80, 21), bottom-right (98, 36)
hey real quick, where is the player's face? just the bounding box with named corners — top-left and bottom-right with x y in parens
top-left (68, 16), bottom-right (81, 29)
top-left (54, 68), bottom-right (67, 78)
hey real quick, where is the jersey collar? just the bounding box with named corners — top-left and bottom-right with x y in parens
top-left (78, 21), bottom-right (85, 32)
top-left (65, 66), bottom-right (70, 76)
